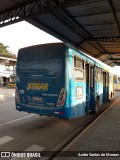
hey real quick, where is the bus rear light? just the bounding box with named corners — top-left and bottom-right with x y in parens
top-left (57, 88), bottom-right (66, 107)
top-left (54, 111), bottom-right (64, 114)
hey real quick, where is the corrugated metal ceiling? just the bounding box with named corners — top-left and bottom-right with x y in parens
top-left (0, 0), bottom-right (120, 67)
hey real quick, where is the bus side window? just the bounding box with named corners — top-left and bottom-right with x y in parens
top-left (96, 68), bottom-right (102, 82)
top-left (74, 56), bottom-right (85, 81)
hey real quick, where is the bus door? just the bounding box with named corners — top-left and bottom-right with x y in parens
top-left (89, 66), bottom-right (96, 112)
top-left (85, 63), bottom-right (90, 113)
top-left (103, 72), bottom-right (109, 102)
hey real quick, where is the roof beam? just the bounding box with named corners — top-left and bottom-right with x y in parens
top-left (88, 36), bottom-right (120, 42)
top-left (78, 47), bottom-right (96, 57)
top-left (95, 53), bottom-right (105, 58)
top-left (109, 58), bottom-right (120, 60)
top-left (61, 7), bottom-right (92, 38)
top-left (0, 0), bottom-right (65, 27)
top-left (95, 42), bottom-right (116, 66)
top-left (102, 58), bottom-right (110, 62)
top-left (108, 0), bottom-right (120, 35)
top-left (108, 62), bottom-right (115, 65)
top-left (53, 0), bottom-right (92, 39)
top-left (101, 52), bottom-right (120, 55)
top-left (113, 62), bottom-right (120, 65)
top-left (29, 17), bottom-right (77, 46)
top-left (52, 12), bottom-right (85, 39)
top-left (53, 0), bottom-right (101, 53)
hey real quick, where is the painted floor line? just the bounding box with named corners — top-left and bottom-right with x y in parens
top-left (0, 136), bottom-right (14, 145)
top-left (10, 144), bottom-right (45, 160)
top-left (0, 114), bottom-right (35, 127)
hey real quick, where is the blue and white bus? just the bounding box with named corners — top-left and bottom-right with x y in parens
top-left (15, 43), bottom-right (114, 119)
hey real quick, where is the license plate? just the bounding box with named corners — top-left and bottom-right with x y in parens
top-left (32, 97), bottom-right (42, 101)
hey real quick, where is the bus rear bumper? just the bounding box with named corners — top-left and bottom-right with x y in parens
top-left (16, 103), bottom-right (86, 119)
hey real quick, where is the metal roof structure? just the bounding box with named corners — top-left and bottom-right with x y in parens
top-left (0, 56), bottom-right (16, 66)
top-left (0, 0), bottom-right (120, 67)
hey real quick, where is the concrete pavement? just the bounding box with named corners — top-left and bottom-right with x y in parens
top-left (53, 91), bottom-right (120, 160)
top-left (0, 86), bottom-right (15, 101)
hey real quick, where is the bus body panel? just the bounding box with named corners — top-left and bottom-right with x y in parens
top-left (66, 49), bottom-right (86, 118)
top-left (16, 43), bottom-right (68, 118)
top-left (15, 43), bottom-right (114, 119)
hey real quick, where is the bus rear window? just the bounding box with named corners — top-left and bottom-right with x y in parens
top-left (17, 44), bottom-right (64, 77)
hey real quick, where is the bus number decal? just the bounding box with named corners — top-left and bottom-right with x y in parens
top-left (76, 86), bottom-right (83, 99)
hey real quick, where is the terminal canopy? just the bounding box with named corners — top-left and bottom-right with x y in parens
top-left (0, 0), bottom-right (120, 66)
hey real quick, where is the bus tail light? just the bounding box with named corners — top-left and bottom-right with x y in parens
top-left (57, 88), bottom-right (66, 107)
top-left (54, 111), bottom-right (64, 115)
top-left (15, 87), bottom-right (20, 103)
